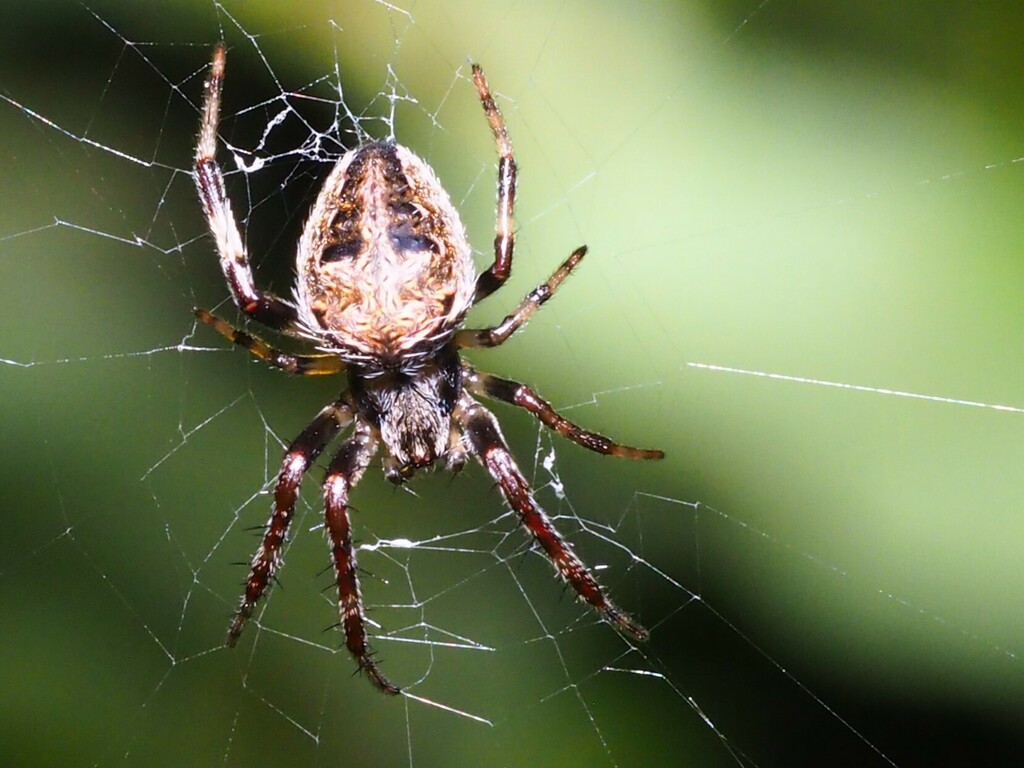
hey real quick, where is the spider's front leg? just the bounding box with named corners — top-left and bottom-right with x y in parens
top-left (463, 365), bottom-right (664, 461)
top-left (194, 44), bottom-right (297, 331)
top-left (459, 397), bottom-right (649, 641)
top-left (227, 402), bottom-right (351, 646)
top-left (321, 420), bottom-right (399, 694)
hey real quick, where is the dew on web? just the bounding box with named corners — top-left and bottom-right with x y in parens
top-left (2, 1), bottom-right (1024, 766)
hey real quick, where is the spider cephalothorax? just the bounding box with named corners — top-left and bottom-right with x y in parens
top-left (194, 43), bottom-right (664, 695)
top-left (350, 350), bottom-right (463, 478)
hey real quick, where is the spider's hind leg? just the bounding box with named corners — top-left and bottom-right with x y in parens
top-left (194, 44), bottom-right (299, 331)
top-left (470, 64), bottom-right (517, 304)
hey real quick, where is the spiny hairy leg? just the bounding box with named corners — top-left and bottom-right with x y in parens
top-left (457, 246), bottom-right (587, 349)
top-left (194, 43), bottom-right (297, 330)
top-left (322, 422), bottom-right (399, 694)
top-left (195, 308), bottom-right (344, 376)
top-left (470, 63), bottom-right (518, 304)
top-left (227, 402), bottom-right (351, 646)
top-left (463, 366), bottom-right (664, 461)
top-left (461, 398), bottom-right (648, 641)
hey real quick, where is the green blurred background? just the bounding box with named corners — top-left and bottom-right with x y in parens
top-left (2, 1), bottom-right (1023, 766)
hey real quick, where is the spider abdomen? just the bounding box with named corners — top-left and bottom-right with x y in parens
top-left (296, 142), bottom-right (476, 368)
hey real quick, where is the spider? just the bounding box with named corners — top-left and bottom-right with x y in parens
top-left (193, 43), bottom-right (664, 695)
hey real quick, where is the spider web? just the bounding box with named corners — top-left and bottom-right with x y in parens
top-left (2, 1), bottom-right (1023, 766)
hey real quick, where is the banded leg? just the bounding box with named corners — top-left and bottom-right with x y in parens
top-left (456, 246), bottom-right (586, 349)
top-left (194, 44), bottom-right (297, 330)
top-left (471, 64), bottom-right (518, 303)
top-left (463, 366), bottom-right (664, 460)
top-left (460, 397), bottom-right (649, 641)
top-left (195, 308), bottom-right (345, 376)
top-left (227, 402), bottom-right (351, 646)
top-left (322, 422), bottom-right (399, 694)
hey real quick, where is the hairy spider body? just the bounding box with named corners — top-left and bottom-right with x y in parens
top-left (351, 351), bottom-right (462, 475)
top-left (194, 44), bottom-right (663, 695)
top-left (296, 141), bottom-right (476, 371)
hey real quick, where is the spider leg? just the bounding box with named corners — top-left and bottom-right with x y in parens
top-left (456, 246), bottom-right (586, 349)
top-left (470, 64), bottom-right (517, 304)
top-left (195, 308), bottom-right (345, 376)
top-left (463, 366), bottom-right (664, 460)
top-left (322, 421), bottom-right (400, 694)
top-left (195, 44), bottom-right (298, 331)
top-left (459, 397), bottom-right (649, 641)
top-left (227, 401), bottom-right (352, 646)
